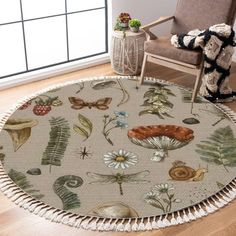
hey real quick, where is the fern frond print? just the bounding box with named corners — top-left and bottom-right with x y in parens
top-left (53, 175), bottom-right (83, 210)
top-left (8, 169), bottom-right (44, 199)
top-left (196, 126), bottom-right (236, 172)
top-left (41, 117), bottom-right (71, 173)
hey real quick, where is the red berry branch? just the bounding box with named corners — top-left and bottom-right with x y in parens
top-left (19, 95), bottom-right (63, 116)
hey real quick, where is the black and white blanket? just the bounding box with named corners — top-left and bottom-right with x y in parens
top-left (171, 23), bottom-right (236, 102)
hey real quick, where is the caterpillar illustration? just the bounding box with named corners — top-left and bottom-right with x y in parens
top-left (53, 175), bottom-right (83, 210)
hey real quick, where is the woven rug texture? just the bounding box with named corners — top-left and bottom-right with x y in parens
top-left (0, 76), bottom-right (236, 231)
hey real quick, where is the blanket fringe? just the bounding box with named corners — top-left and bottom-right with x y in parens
top-left (0, 76), bottom-right (236, 231)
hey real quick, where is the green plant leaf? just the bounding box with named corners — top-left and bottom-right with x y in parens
top-left (78, 113), bottom-right (93, 133)
top-left (8, 169), bottom-right (44, 199)
top-left (143, 90), bottom-right (155, 98)
top-left (149, 202), bottom-right (163, 210)
top-left (216, 181), bottom-right (225, 189)
top-left (41, 117), bottom-right (71, 173)
top-left (0, 153), bottom-right (5, 165)
top-left (162, 112), bottom-right (174, 118)
top-left (162, 198), bottom-right (170, 204)
top-left (140, 86), bottom-right (174, 119)
top-left (73, 125), bottom-right (89, 140)
top-left (139, 110), bottom-right (153, 116)
top-left (53, 175), bottom-right (83, 210)
top-left (196, 126), bottom-right (236, 171)
top-left (181, 90), bottom-right (206, 103)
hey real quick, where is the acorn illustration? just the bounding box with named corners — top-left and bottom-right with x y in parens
top-left (169, 161), bottom-right (208, 182)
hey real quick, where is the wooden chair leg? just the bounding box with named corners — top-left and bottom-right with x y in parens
top-left (191, 64), bottom-right (204, 103)
top-left (191, 63), bottom-right (204, 113)
top-left (139, 53), bottom-right (148, 85)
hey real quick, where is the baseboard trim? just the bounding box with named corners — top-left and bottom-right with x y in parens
top-left (0, 54), bottom-right (110, 91)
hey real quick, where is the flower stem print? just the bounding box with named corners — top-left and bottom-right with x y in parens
top-left (73, 113), bottom-right (93, 141)
top-left (53, 175), bottom-right (83, 210)
top-left (91, 79), bottom-right (130, 107)
top-left (196, 126), bottom-right (236, 172)
top-left (87, 170), bottom-right (150, 196)
top-left (139, 83), bottom-right (175, 119)
top-left (41, 117), bottom-right (71, 173)
top-left (199, 106), bottom-right (229, 126)
top-left (8, 169), bottom-right (44, 199)
top-left (144, 183), bottom-right (181, 213)
top-left (116, 79), bottom-right (130, 107)
top-left (102, 111), bottom-right (128, 145)
top-left (181, 89), bottom-right (206, 103)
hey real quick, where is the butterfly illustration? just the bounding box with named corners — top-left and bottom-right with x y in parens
top-left (87, 170), bottom-right (150, 195)
top-left (68, 97), bottom-right (112, 110)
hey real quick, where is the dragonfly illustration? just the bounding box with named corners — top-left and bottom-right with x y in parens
top-left (87, 170), bottom-right (150, 195)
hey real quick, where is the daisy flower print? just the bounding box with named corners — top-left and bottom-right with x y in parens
top-left (103, 149), bottom-right (138, 169)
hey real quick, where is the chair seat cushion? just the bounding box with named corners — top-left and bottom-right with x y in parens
top-left (144, 36), bottom-right (203, 65)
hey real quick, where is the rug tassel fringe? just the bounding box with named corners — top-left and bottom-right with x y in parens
top-left (145, 218), bottom-right (153, 230)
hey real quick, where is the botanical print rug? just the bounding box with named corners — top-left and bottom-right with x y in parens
top-left (0, 76), bottom-right (236, 231)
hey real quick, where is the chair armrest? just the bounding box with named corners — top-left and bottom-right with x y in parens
top-left (141, 16), bottom-right (174, 40)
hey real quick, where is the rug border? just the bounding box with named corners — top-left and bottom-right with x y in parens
top-left (0, 76), bottom-right (236, 232)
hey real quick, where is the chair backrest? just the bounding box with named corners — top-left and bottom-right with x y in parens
top-left (171, 0), bottom-right (236, 35)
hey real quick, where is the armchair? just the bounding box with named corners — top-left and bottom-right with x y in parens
top-left (140, 0), bottom-right (236, 103)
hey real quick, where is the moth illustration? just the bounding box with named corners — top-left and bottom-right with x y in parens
top-left (68, 97), bottom-right (112, 110)
top-left (87, 170), bottom-right (150, 195)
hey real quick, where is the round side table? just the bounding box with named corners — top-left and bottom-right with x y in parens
top-left (111, 29), bottom-right (146, 76)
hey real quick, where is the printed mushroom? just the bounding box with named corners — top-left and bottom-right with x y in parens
top-left (128, 125), bottom-right (194, 162)
top-left (3, 119), bottom-right (38, 152)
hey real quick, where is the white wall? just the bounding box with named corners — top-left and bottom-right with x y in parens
top-left (112, 0), bottom-right (178, 36)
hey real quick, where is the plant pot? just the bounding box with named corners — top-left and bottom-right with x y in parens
top-left (130, 26), bottom-right (139, 33)
top-left (119, 22), bottom-right (129, 28)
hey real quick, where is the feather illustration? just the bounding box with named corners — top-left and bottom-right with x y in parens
top-left (41, 117), bottom-right (71, 173)
top-left (8, 169), bottom-right (44, 199)
top-left (78, 113), bottom-right (93, 133)
top-left (73, 113), bottom-right (93, 141)
top-left (53, 175), bottom-right (83, 210)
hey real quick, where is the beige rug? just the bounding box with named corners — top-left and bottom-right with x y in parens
top-left (0, 76), bottom-right (236, 232)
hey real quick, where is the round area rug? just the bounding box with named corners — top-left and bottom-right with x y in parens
top-left (1, 76), bottom-right (236, 232)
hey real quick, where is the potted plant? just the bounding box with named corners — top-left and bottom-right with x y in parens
top-left (129, 19), bottom-right (141, 32)
top-left (118, 13), bottom-right (131, 28)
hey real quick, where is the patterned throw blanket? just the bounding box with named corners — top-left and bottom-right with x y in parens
top-left (171, 23), bottom-right (236, 102)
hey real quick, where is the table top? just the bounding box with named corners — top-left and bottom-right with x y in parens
top-left (112, 29), bottom-right (146, 38)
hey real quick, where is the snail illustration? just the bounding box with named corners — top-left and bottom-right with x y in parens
top-left (169, 161), bottom-right (208, 182)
